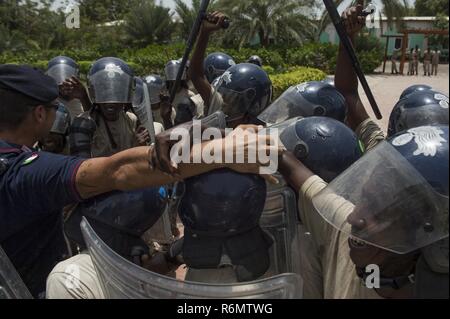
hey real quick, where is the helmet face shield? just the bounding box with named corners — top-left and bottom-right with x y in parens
top-left (213, 85), bottom-right (257, 119)
top-left (50, 103), bottom-right (71, 135)
top-left (46, 64), bottom-right (79, 85)
top-left (257, 86), bottom-right (321, 125)
top-left (312, 141), bottom-right (449, 254)
top-left (88, 67), bottom-right (134, 104)
top-left (145, 75), bottom-right (165, 105)
top-left (165, 60), bottom-right (187, 81)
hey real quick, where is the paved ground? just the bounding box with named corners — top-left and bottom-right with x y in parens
top-left (354, 63), bottom-right (449, 133)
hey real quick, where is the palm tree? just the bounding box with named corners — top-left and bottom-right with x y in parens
top-left (124, 0), bottom-right (176, 47)
top-left (315, 0), bottom-right (410, 40)
top-left (174, 0), bottom-right (219, 41)
top-left (215, 0), bottom-right (318, 48)
top-left (379, 0), bottom-right (410, 34)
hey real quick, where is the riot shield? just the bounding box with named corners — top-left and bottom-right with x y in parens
top-left (81, 218), bottom-right (303, 299)
top-left (259, 174), bottom-right (302, 277)
top-left (0, 245), bottom-right (33, 299)
top-left (142, 206), bottom-right (174, 245)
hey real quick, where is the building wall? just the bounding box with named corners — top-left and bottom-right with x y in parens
top-left (321, 17), bottom-right (445, 56)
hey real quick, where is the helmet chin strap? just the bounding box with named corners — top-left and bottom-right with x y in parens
top-left (356, 266), bottom-right (416, 290)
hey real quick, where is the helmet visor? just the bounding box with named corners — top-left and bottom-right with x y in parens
top-left (312, 141), bottom-right (449, 254)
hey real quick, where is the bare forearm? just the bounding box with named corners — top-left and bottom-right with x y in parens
top-left (335, 39), bottom-right (358, 97)
top-left (76, 144), bottom-right (224, 199)
top-left (335, 38), bottom-right (370, 130)
top-left (189, 30), bottom-right (212, 105)
top-left (278, 151), bottom-right (314, 191)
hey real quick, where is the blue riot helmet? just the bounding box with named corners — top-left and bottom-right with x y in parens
top-left (46, 56), bottom-right (79, 85)
top-left (144, 74), bottom-right (165, 105)
top-left (87, 57), bottom-right (135, 104)
top-left (179, 169), bottom-right (272, 281)
top-left (65, 187), bottom-right (168, 259)
top-left (388, 90), bottom-right (449, 137)
top-left (247, 55), bottom-right (263, 67)
top-left (278, 116), bottom-right (363, 182)
top-left (208, 63), bottom-right (272, 121)
top-left (204, 52), bottom-right (236, 83)
top-left (400, 84), bottom-right (432, 100)
top-left (322, 77), bottom-right (335, 87)
top-left (258, 81), bottom-right (347, 126)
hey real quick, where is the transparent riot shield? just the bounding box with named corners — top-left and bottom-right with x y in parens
top-left (81, 218), bottom-right (303, 299)
top-left (259, 173), bottom-right (302, 277)
top-left (142, 207), bottom-right (174, 245)
top-left (0, 245), bottom-right (33, 299)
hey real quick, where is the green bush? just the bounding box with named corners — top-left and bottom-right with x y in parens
top-left (270, 67), bottom-right (326, 99)
top-left (1, 40), bottom-right (384, 78)
top-left (285, 43), bottom-right (338, 74)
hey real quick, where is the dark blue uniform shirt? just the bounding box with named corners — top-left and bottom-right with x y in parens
top-left (0, 140), bottom-right (85, 297)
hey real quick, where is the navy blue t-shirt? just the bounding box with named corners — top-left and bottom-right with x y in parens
top-left (0, 140), bottom-right (85, 297)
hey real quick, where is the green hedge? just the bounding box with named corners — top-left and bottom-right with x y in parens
top-left (270, 67), bottom-right (326, 99)
top-left (2, 41), bottom-right (382, 79)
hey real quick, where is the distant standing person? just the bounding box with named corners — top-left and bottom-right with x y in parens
top-left (407, 48), bottom-right (414, 76)
top-left (413, 45), bottom-right (420, 76)
top-left (391, 49), bottom-right (399, 74)
top-left (432, 49), bottom-right (440, 76)
top-left (423, 48), bottom-right (431, 76)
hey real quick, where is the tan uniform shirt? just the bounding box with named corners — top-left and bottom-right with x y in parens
top-left (297, 119), bottom-right (385, 299)
top-left (81, 111), bottom-right (139, 158)
top-left (173, 88), bottom-right (205, 119)
top-left (432, 51), bottom-right (440, 65)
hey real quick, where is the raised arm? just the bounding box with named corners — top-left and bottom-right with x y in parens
top-left (335, 0), bottom-right (370, 131)
top-left (189, 11), bottom-right (227, 107)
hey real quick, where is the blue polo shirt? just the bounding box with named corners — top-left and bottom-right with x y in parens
top-left (0, 140), bottom-right (85, 297)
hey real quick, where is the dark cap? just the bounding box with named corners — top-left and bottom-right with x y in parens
top-left (0, 64), bottom-right (59, 103)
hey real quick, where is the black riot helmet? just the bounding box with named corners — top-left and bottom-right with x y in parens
top-left (400, 84), bottom-right (432, 100)
top-left (46, 56), bottom-right (79, 85)
top-left (278, 116), bottom-right (363, 182)
top-left (247, 55), bottom-right (263, 67)
top-left (204, 52), bottom-right (236, 83)
top-left (65, 187), bottom-right (168, 258)
top-left (87, 57), bottom-right (135, 104)
top-left (179, 169), bottom-right (272, 281)
top-left (208, 63), bottom-right (272, 121)
top-left (258, 81), bottom-right (347, 126)
top-left (388, 90), bottom-right (449, 137)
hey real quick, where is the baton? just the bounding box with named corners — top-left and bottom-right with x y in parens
top-left (322, 0), bottom-right (383, 119)
top-left (170, 0), bottom-right (210, 104)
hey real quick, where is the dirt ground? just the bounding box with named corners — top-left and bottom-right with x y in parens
top-left (352, 62), bottom-right (449, 133)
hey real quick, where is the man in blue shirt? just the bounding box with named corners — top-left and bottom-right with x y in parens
top-left (0, 64), bottom-right (277, 298)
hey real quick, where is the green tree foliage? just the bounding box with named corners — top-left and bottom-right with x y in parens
top-left (415, 0), bottom-right (449, 16)
top-left (76, 0), bottom-right (140, 23)
top-left (174, 0), bottom-right (219, 41)
top-left (214, 0), bottom-right (318, 48)
top-left (124, 0), bottom-right (176, 47)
